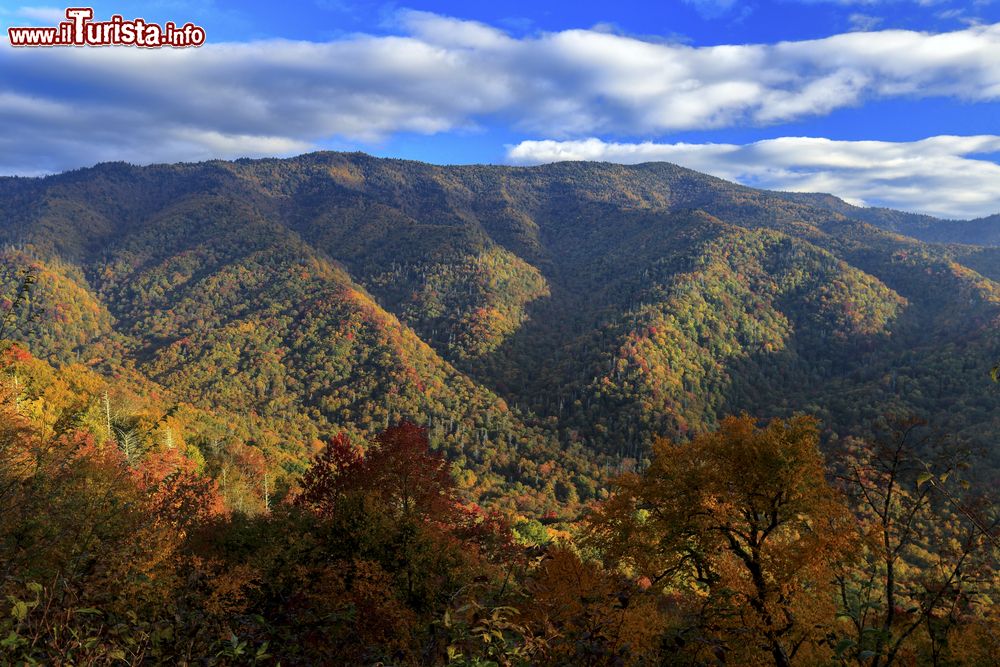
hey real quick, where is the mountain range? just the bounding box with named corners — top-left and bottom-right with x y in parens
top-left (2, 152), bottom-right (998, 514)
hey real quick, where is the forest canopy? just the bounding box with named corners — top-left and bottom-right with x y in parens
top-left (0, 152), bottom-right (998, 664)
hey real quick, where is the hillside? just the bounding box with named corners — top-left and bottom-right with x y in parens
top-left (1, 153), bottom-right (999, 512)
top-left (780, 191), bottom-right (1000, 246)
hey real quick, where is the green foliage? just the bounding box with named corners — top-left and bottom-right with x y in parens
top-left (369, 246), bottom-right (549, 361)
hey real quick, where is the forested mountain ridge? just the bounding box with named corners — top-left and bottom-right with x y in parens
top-left (1, 152), bottom-right (998, 514)
top-left (781, 190), bottom-right (1000, 246)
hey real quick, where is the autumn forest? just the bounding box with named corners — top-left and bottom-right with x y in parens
top-left (0, 153), bottom-right (998, 665)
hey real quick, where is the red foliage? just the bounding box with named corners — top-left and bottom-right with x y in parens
top-left (298, 423), bottom-right (455, 520)
top-left (234, 444), bottom-right (268, 479)
top-left (363, 422), bottom-right (455, 519)
top-left (2, 343), bottom-right (33, 364)
top-left (62, 430), bottom-right (111, 463)
top-left (295, 432), bottom-right (364, 512)
top-left (448, 501), bottom-right (517, 562)
top-left (135, 448), bottom-right (226, 528)
top-left (297, 422), bottom-right (513, 548)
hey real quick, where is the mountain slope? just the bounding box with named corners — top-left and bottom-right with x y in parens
top-left (1, 152), bottom-right (998, 507)
top-left (780, 191), bottom-right (1000, 246)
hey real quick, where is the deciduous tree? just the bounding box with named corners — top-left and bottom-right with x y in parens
top-left (587, 415), bottom-right (857, 666)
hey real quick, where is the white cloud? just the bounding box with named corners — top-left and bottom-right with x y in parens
top-left (506, 135), bottom-right (1000, 219)
top-left (4, 12), bottom-right (1000, 180)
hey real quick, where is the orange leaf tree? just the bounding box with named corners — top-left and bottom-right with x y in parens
top-left (586, 415), bottom-right (857, 666)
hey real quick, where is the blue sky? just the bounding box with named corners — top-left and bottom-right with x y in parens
top-left (2, 0), bottom-right (1000, 218)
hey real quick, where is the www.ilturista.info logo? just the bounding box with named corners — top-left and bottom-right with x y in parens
top-left (7, 7), bottom-right (206, 48)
